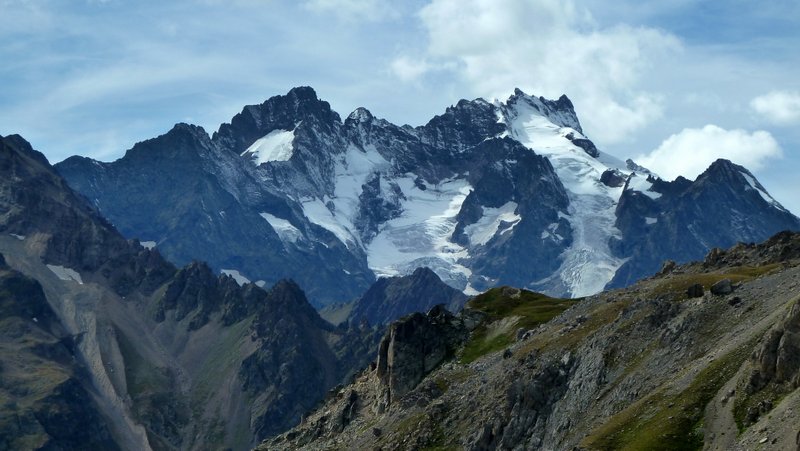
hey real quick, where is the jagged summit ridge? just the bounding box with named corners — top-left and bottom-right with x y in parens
top-left (54, 87), bottom-right (800, 304)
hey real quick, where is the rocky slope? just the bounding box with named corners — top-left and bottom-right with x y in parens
top-left (55, 87), bottom-right (800, 305)
top-left (261, 231), bottom-right (800, 450)
top-left (0, 134), bottom-right (380, 450)
top-left (0, 253), bottom-right (120, 451)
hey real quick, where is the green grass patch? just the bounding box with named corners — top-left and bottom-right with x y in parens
top-left (468, 287), bottom-right (578, 330)
top-left (583, 337), bottom-right (756, 451)
top-left (460, 330), bottom-right (513, 364)
top-left (652, 264), bottom-right (781, 300)
top-left (459, 287), bottom-right (577, 363)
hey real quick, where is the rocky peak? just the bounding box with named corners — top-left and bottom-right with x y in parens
top-left (120, 123), bottom-right (214, 166)
top-left (265, 278), bottom-right (322, 316)
top-left (1, 134), bottom-right (50, 168)
top-left (625, 158), bottom-right (655, 175)
top-left (505, 88), bottom-right (583, 133)
top-left (348, 267), bottom-right (469, 326)
top-left (693, 159), bottom-right (788, 211)
top-left (420, 97), bottom-right (505, 153)
top-left (698, 158), bottom-right (748, 184)
top-left (345, 107), bottom-right (374, 125)
top-left (213, 86), bottom-right (342, 154)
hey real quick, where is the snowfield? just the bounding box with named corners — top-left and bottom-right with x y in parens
top-left (242, 128), bottom-right (296, 164)
top-left (506, 96), bottom-right (628, 297)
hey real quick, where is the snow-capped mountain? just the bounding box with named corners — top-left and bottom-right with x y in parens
top-left (55, 87), bottom-right (800, 305)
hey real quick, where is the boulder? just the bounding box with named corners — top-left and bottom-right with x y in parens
top-left (711, 278), bottom-right (733, 296)
top-left (687, 284), bottom-right (704, 299)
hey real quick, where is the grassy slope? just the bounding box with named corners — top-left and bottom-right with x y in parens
top-left (460, 288), bottom-right (577, 363)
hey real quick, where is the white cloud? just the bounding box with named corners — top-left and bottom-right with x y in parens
top-left (304, 0), bottom-right (396, 21)
top-left (636, 125), bottom-right (782, 181)
top-left (751, 90), bottom-right (800, 125)
top-left (390, 56), bottom-right (431, 82)
top-left (398, 0), bottom-right (681, 145)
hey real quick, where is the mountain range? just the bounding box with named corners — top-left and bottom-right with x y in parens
top-left (55, 87), bottom-right (800, 306)
top-left (2, 86), bottom-right (799, 450)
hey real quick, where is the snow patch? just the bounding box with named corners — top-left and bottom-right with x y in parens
top-left (255, 280), bottom-right (266, 288)
top-left (464, 201), bottom-right (521, 246)
top-left (47, 265), bottom-right (83, 284)
top-left (260, 212), bottom-right (302, 243)
top-left (140, 241), bottom-right (156, 250)
top-left (302, 198), bottom-right (357, 248)
top-left (645, 217), bottom-right (658, 225)
top-left (241, 128), bottom-right (296, 165)
top-left (740, 171), bottom-right (786, 210)
top-left (627, 174), bottom-right (662, 200)
top-left (463, 284), bottom-right (481, 296)
top-left (541, 222), bottom-right (565, 242)
top-left (221, 269), bottom-right (250, 286)
top-left (9, 233), bottom-right (25, 240)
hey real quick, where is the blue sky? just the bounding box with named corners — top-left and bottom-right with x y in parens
top-left (1, 0), bottom-right (798, 213)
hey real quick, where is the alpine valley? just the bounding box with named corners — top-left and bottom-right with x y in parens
top-left (1, 87), bottom-right (799, 451)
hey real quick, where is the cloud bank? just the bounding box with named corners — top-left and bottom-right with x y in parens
top-left (392, 0), bottom-right (681, 145)
top-left (636, 125), bottom-right (783, 181)
top-left (751, 90), bottom-right (800, 125)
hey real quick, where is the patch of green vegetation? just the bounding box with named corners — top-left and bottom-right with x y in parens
top-left (433, 376), bottom-right (450, 394)
top-left (460, 287), bottom-right (577, 363)
top-left (468, 287), bottom-right (579, 330)
top-left (191, 318), bottom-right (252, 414)
top-left (460, 330), bottom-right (512, 364)
top-left (652, 264), bottom-right (781, 300)
top-left (583, 337), bottom-right (756, 451)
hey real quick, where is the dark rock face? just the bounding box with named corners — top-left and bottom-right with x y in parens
top-left (600, 169), bottom-right (626, 188)
top-left (565, 132), bottom-right (599, 158)
top-left (239, 280), bottom-right (339, 439)
top-left (609, 159), bottom-right (800, 289)
top-left (376, 306), bottom-right (468, 405)
top-left (452, 138), bottom-right (571, 291)
top-left (349, 267), bottom-right (468, 326)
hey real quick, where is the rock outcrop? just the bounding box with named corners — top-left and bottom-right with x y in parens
top-left (750, 299), bottom-right (800, 391)
top-left (376, 305), bottom-right (469, 407)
